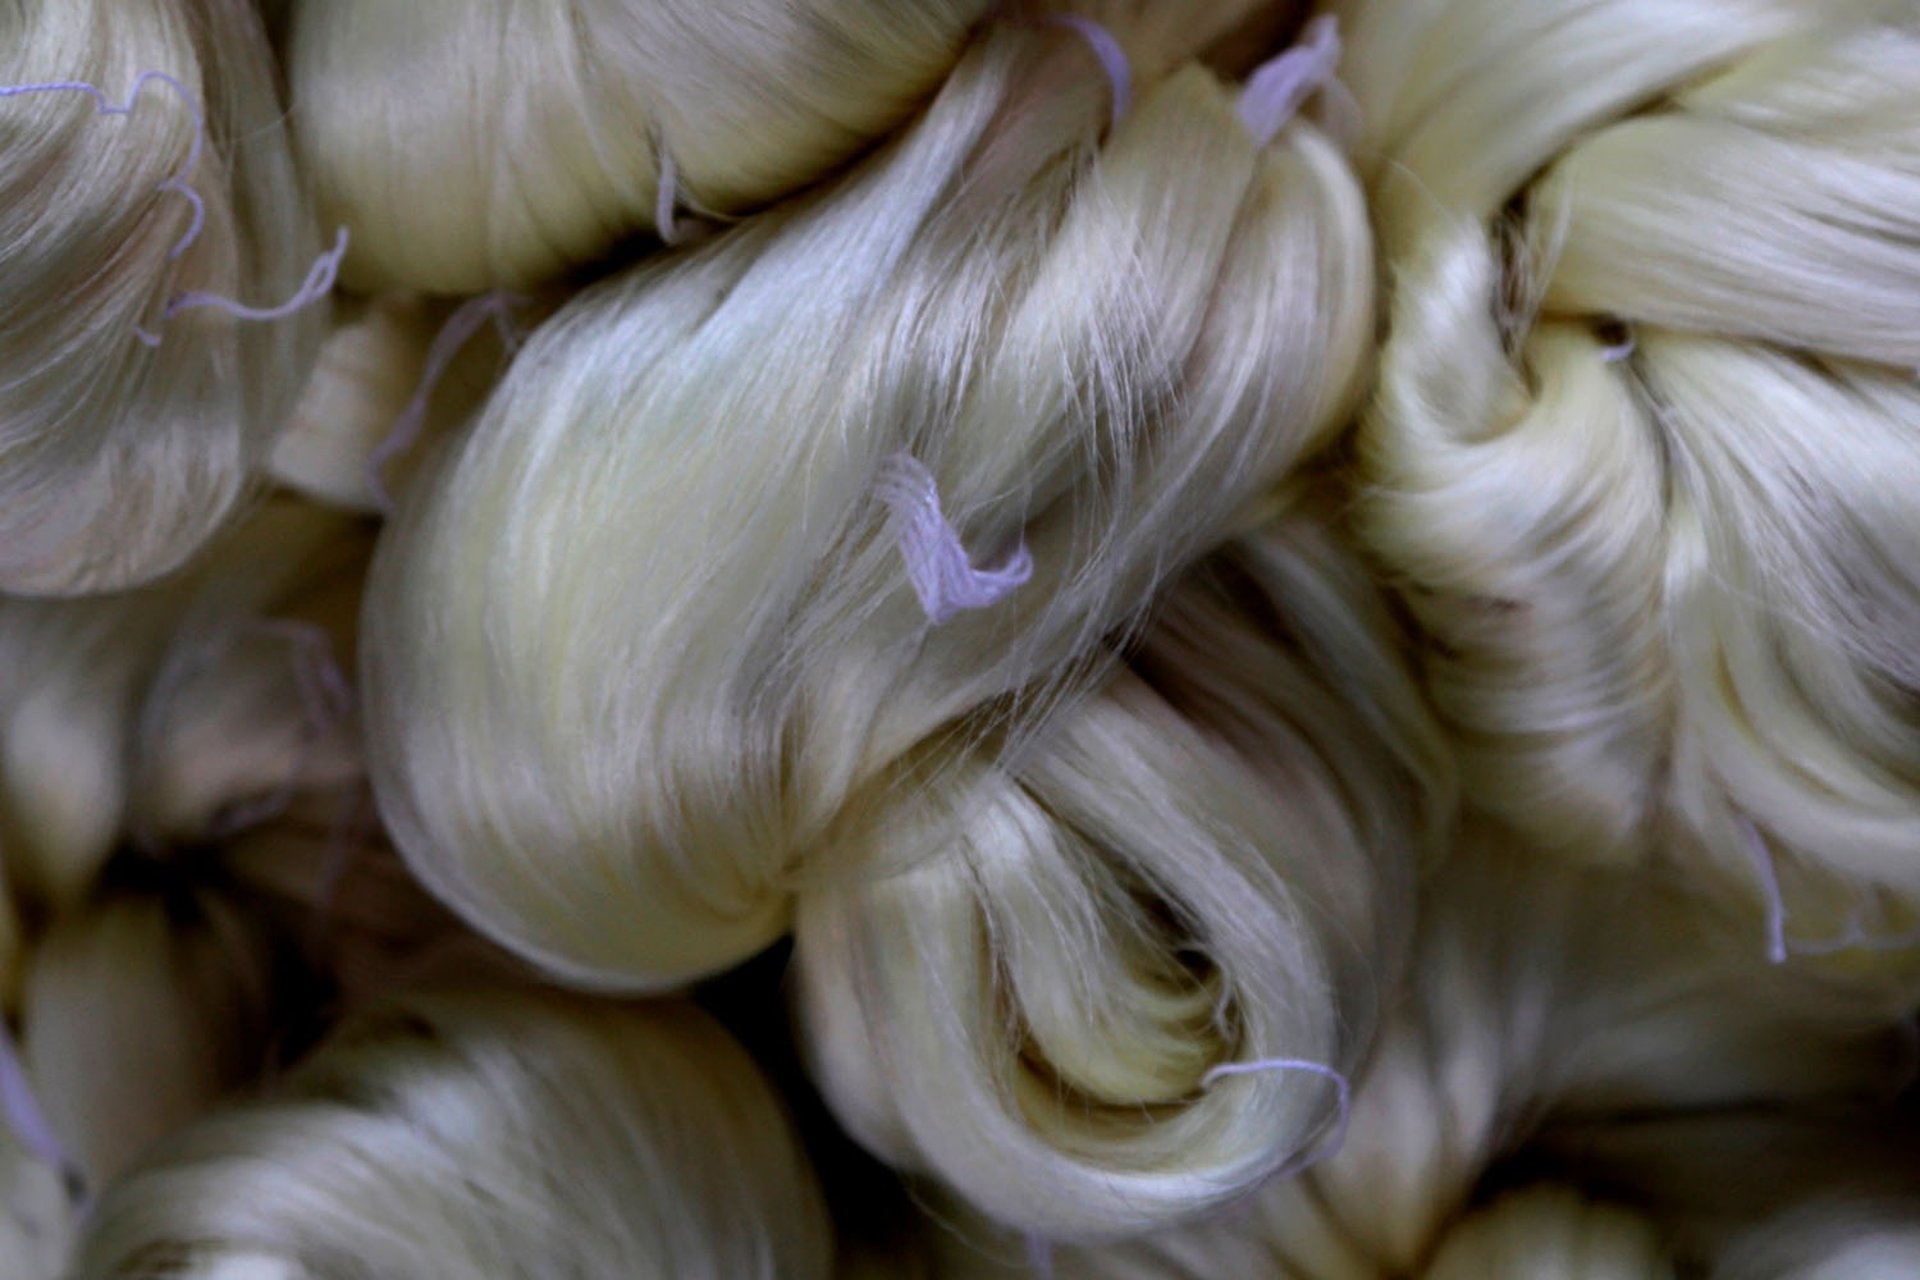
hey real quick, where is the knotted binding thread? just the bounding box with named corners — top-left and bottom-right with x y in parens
top-left (875, 453), bottom-right (1033, 625)
top-left (367, 291), bottom-right (525, 513)
top-left (1202, 1056), bottom-right (1354, 1176)
top-left (1239, 15), bottom-right (1344, 146)
top-left (1042, 14), bottom-right (1131, 130)
top-left (0, 71), bottom-right (347, 345)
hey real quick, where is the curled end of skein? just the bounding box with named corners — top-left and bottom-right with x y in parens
top-left (1201, 1056), bottom-right (1353, 1177)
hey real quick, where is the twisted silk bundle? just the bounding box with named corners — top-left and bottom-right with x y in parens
top-left (0, 501), bottom-right (371, 915)
top-left (0, 0), bottom-right (328, 595)
top-left (926, 830), bottom-right (1909, 1275)
top-left (18, 881), bottom-right (276, 1192)
top-left (282, 0), bottom-right (1289, 293)
top-left (1338, 0), bottom-right (1920, 966)
top-left (791, 501), bottom-right (1450, 1239)
top-left (72, 987), bottom-right (834, 1280)
top-left (285, 0), bottom-right (991, 292)
top-left (363, 22), bottom-right (1376, 992)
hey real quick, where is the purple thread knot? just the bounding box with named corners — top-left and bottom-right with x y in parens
top-left (1239, 15), bottom-right (1343, 145)
top-left (875, 453), bottom-right (1033, 626)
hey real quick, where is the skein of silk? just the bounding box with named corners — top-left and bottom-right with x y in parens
top-left (1539, 1112), bottom-right (1920, 1279)
top-left (790, 501), bottom-right (1451, 1239)
top-left (285, 0), bottom-right (993, 292)
top-left (72, 987), bottom-right (835, 1280)
top-left (285, 0), bottom-right (1293, 294)
top-left (1335, 0), bottom-right (1920, 970)
top-left (17, 882), bottom-right (276, 1193)
top-left (921, 829), bottom-right (1909, 1274)
top-left (0, 0), bottom-right (330, 595)
top-left (362, 21), bottom-right (1376, 993)
top-left (0, 501), bottom-right (371, 912)
top-left (216, 786), bottom-right (473, 1011)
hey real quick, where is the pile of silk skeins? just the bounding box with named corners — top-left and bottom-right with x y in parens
top-left (4, 2), bottom-right (1919, 1277)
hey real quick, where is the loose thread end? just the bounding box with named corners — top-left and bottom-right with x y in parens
top-left (1736, 817), bottom-right (1792, 965)
top-left (0, 70), bottom-right (208, 262)
top-left (1023, 1233), bottom-right (1056, 1278)
top-left (0, 1017), bottom-right (82, 1196)
top-left (1238, 15), bottom-right (1344, 146)
top-left (1041, 14), bottom-right (1131, 130)
top-left (367, 291), bottom-right (523, 514)
top-left (160, 225), bottom-right (350, 327)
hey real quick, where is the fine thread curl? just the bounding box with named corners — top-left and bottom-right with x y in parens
top-left (0, 72), bottom-right (348, 343)
top-left (138, 226), bottom-right (352, 347)
top-left (1041, 15), bottom-right (1131, 129)
top-left (1202, 1056), bottom-right (1353, 1175)
top-left (0, 71), bottom-right (207, 262)
top-left (1239, 15), bottom-right (1343, 147)
top-left (367, 291), bottom-right (526, 513)
top-left (874, 453), bottom-right (1033, 625)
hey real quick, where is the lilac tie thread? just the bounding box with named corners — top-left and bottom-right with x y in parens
top-left (1600, 327), bottom-right (1637, 364)
top-left (0, 70), bottom-right (207, 262)
top-left (1239, 15), bottom-right (1343, 146)
top-left (1738, 816), bottom-right (1920, 962)
top-left (0, 1018), bottom-right (75, 1185)
top-left (139, 225), bottom-right (352, 346)
top-left (367, 291), bottom-right (524, 513)
top-left (1043, 15), bottom-right (1131, 130)
top-left (875, 453), bottom-right (1033, 625)
top-left (0, 72), bottom-right (339, 346)
top-left (1202, 1057), bottom-right (1353, 1176)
